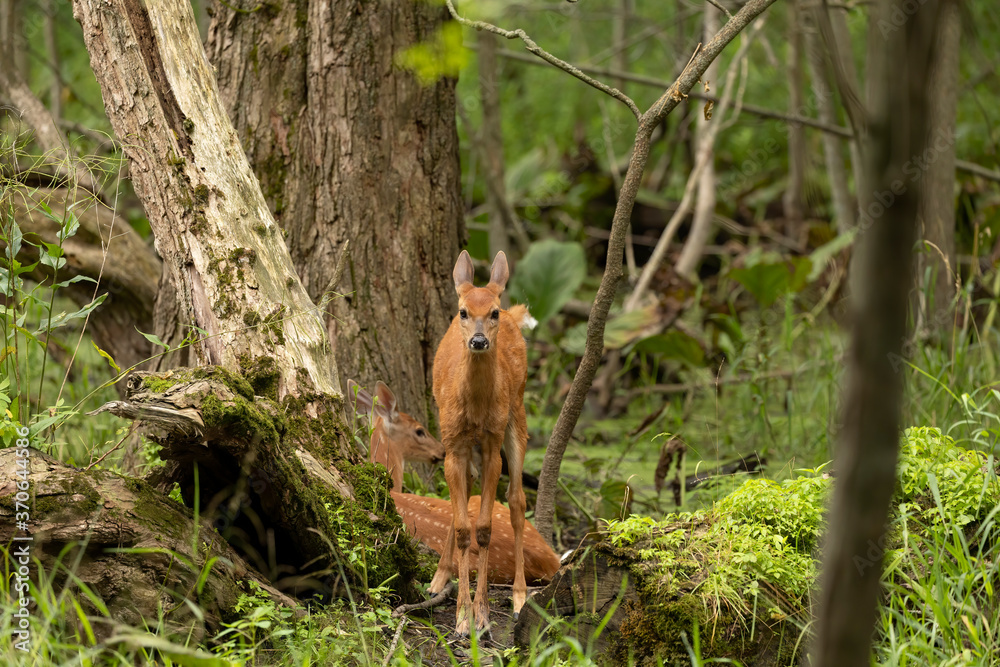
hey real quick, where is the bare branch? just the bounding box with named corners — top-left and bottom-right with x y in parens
top-left (624, 21), bottom-right (762, 312)
top-left (534, 0), bottom-right (780, 543)
top-left (445, 0), bottom-right (641, 119)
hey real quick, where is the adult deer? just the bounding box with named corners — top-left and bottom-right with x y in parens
top-left (346, 379), bottom-right (558, 585)
top-left (428, 250), bottom-right (532, 636)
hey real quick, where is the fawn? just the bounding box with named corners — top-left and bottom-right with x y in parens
top-left (346, 379), bottom-right (558, 585)
top-left (347, 379), bottom-right (444, 490)
top-left (428, 250), bottom-right (532, 636)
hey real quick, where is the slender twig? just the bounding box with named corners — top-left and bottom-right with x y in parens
top-left (444, 0), bottom-right (640, 119)
top-left (382, 617), bottom-right (408, 666)
top-left (534, 0), bottom-right (782, 544)
top-left (85, 422), bottom-right (138, 471)
top-left (393, 582), bottom-right (454, 616)
top-left (706, 0), bottom-right (734, 20)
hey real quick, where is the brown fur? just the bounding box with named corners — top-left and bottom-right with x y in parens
top-left (347, 379), bottom-right (559, 585)
top-left (347, 379), bottom-right (445, 490)
top-left (428, 250), bottom-right (532, 636)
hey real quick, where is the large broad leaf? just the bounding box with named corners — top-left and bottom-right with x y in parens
top-left (508, 240), bottom-right (586, 325)
top-left (729, 263), bottom-right (792, 308)
top-left (729, 255), bottom-right (813, 308)
top-left (561, 306), bottom-right (659, 356)
top-left (633, 330), bottom-right (705, 366)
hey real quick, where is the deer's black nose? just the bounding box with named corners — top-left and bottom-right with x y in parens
top-left (469, 334), bottom-right (489, 351)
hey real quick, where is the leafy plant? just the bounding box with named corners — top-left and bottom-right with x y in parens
top-left (508, 239), bottom-right (586, 325)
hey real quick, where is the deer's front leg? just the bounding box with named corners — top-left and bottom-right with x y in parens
top-left (442, 451), bottom-right (473, 637)
top-left (473, 440), bottom-right (504, 634)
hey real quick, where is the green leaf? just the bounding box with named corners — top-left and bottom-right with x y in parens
top-left (729, 263), bottom-right (791, 307)
top-left (3, 218), bottom-right (23, 262)
top-left (54, 275), bottom-right (98, 289)
top-left (394, 23), bottom-right (469, 85)
top-left (807, 230), bottom-right (856, 281)
top-left (508, 239), bottom-right (586, 325)
top-left (597, 479), bottom-right (631, 521)
top-left (39, 241), bottom-right (67, 270)
top-left (137, 327), bottom-right (170, 350)
top-left (33, 293), bottom-right (107, 334)
top-left (92, 341), bottom-right (121, 374)
top-left (633, 330), bottom-right (705, 366)
top-left (60, 209), bottom-right (81, 242)
top-left (561, 307), bottom-right (658, 356)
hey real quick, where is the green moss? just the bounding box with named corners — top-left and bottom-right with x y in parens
top-left (193, 184), bottom-right (210, 206)
top-left (262, 306), bottom-right (287, 346)
top-left (182, 117), bottom-right (195, 134)
top-left (239, 355), bottom-right (281, 401)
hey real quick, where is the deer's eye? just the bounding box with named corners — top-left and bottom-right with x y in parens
top-left (459, 309), bottom-right (468, 320)
top-left (415, 428), bottom-right (425, 438)
top-left (491, 309), bottom-right (500, 320)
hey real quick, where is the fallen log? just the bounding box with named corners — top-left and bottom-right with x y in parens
top-left (84, 367), bottom-right (422, 603)
top-left (0, 447), bottom-right (295, 642)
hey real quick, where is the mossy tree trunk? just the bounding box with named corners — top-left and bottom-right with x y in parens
top-left (26, 0), bottom-right (428, 619)
top-left (205, 0), bottom-right (464, 426)
top-left (72, 0), bottom-right (338, 403)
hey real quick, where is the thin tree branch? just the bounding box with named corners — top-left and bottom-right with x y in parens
top-left (445, 0), bottom-right (641, 119)
top-left (473, 45), bottom-right (1000, 183)
top-left (533, 0), bottom-right (781, 544)
top-left (624, 21), bottom-right (761, 312)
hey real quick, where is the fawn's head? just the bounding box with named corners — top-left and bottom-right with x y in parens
top-left (453, 250), bottom-right (509, 354)
top-left (347, 379), bottom-right (445, 465)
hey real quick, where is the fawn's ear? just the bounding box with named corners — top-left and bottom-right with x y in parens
top-left (374, 381), bottom-right (399, 424)
top-left (488, 251), bottom-right (509, 294)
top-left (347, 379), bottom-right (373, 418)
top-left (453, 250), bottom-right (475, 297)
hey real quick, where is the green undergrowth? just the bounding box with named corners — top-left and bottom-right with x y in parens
top-left (597, 426), bottom-right (1000, 664)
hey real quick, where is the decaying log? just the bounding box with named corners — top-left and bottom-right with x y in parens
top-left (516, 542), bottom-right (801, 665)
top-left (86, 367), bottom-right (423, 603)
top-left (0, 447), bottom-right (295, 642)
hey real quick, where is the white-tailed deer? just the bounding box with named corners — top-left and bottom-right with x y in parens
top-left (346, 379), bottom-right (558, 585)
top-left (347, 379), bottom-right (445, 490)
top-left (428, 250), bottom-right (532, 636)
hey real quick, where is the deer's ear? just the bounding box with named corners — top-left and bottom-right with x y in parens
top-left (488, 251), bottom-right (509, 294)
top-left (347, 380), bottom-right (373, 418)
top-left (374, 381), bottom-right (399, 424)
top-left (453, 250), bottom-right (474, 297)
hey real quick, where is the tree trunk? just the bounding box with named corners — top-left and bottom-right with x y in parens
top-left (783, 0), bottom-right (807, 236)
top-left (675, 2), bottom-right (721, 279)
top-left (803, 6), bottom-right (855, 233)
top-left (914, 0), bottom-right (960, 338)
top-left (65, 0), bottom-right (422, 610)
top-left (206, 0), bottom-right (464, 426)
top-left (811, 0), bottom-right (943, 663)
top-left (72, 0), bottom-right (337, 402)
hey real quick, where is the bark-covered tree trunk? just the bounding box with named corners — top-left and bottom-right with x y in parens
top-left (783, 0), bottom-right (807, 235)
top-left (60, 0), bottom-right (422, 614)
top-left (914, 0), bottom-right (960, 338)
top-left (72, 0), bottom-right (337, 402)
top-left (206, 0), bottom-right (464, 426)
top-left (811, 0), bottom-right (943, 662)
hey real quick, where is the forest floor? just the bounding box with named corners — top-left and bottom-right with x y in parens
top-left (395, 585), bottom-right (534, 664)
